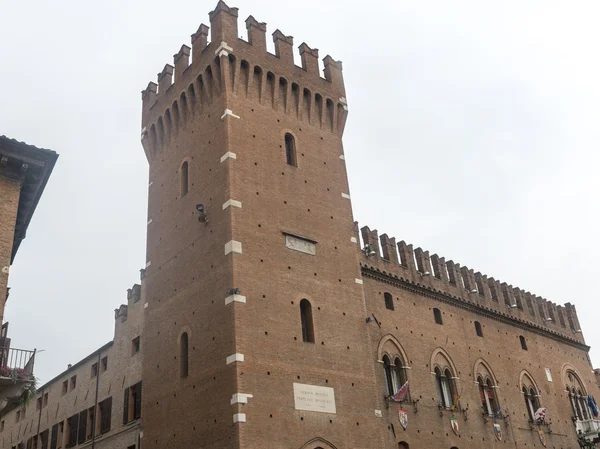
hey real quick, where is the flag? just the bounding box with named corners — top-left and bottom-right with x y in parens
top-left (534, 407), bottom-right (547, 423)
top-left (392, 381), bottom-right (409, 402)
top-left (588, 396), bottom-right (599, 417)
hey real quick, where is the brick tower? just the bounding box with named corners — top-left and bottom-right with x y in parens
top-left (139, 2), bottom-right (381, 448)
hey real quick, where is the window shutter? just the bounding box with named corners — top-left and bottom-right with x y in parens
top-left (77, 410), bottom-right (87, 444)
top-left (50, 424), bottom-right (58, 449)
top-left (123, 388), bottom-right (129, 424)
top-left (102, 397), bottom-right (112, 433)
top-left (67, 415), bottom-right (78, 448)
top-left (134, 382), bottom-right (142, 420)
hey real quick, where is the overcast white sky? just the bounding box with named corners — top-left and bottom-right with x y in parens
top-left (1, 0), bottom-right (599, 384)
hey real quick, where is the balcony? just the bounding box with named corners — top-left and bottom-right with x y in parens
top-left (577, 418), bottom-right (600, 435)
top-left (0, 344), bottom-right (36, 415)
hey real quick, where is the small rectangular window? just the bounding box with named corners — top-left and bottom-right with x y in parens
top-left (62, 380), bottom-right (68, 395)
top-left (101, 356), bottom-right (108, 372)
top-left (43, 392), bottom-right (48, 408)
top-left (132, 337), bottom-right (140, 355)
top-left (91, 363), bottom-right (98, 378)
top-left (36, 397), bottom-right (42, 411)
top-left (15, 411), bottom-right (20, 423)
top-left (70, 375), bottom-right (77, 391)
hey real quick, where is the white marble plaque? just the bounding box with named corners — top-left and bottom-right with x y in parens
top-left (545, 368), bottom-right (553, 382)
top-left (293, 383), bottom-right (336, 414)
top-left (285, 235), bottom-right (316, 255)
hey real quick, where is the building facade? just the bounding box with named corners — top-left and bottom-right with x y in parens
top-left (3, 2), bottom-right (599, 449)
top-left (134, 2), bottom-right (600, 448)
top-left (0, 285), bottom-right (143, 449)
top-left (0, 136), bottom-right (57, 417)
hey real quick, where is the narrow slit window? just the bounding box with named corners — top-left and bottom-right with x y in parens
top-left (520, 335), bottom-right (528, 350)
top-left (180, 161), bottom-right (189, 197)
top-left (300, 299), bottom-right (314, 343)
top-left (285, 133), bottom-right (297, 167)
top-left (433, 308), bottom-right (443, 325)
top-left (384, 292), bottom-right (394, 311)
top-left (180, 332), bottom-right (189, 378)
top-left (475, 321), bottom-right (483, 337)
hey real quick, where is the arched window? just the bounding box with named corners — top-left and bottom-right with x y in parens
top-left (522, 386), bottom-right (540, 421)
top-left (433, 308), bottom-right (443, 325)
top-left (378, 336), bottom-right (410, 401)
top-left (478, 375), bottom-right (499, 416)
top-left (384, 292), bottom-right (394, 311)
top-left (300, 299), bottom-right (314, 343)
top-left (431, 349), bottom-right (458, 409)
top-left (285, 133), bottom-right (297, 167)
top-left (521, 373), bottom-right (541, 422)
top-left (567, 385), bottom-right (579, 419)
top-left (476, 360), bottom-right (500, 416)
top-left (180, 161), bottom-right (189, 197)
top-left (474, 321), bottom-right (483, 337)
top-left (394, 357), bottom-right (408, 393)
top-left (180, 333), bottom-right (189, 378)
top-left (566, 371), bottom-right (592, 421)
top-left (435, 367), bottom-right (456, 408)
top-left (519, 335), bottom-right (527, 350)
top-left (383, 355), bottom-right (394, 396)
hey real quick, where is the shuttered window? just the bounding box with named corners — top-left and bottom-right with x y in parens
top-left (124, 382), bottom-right (142, 423)
top-left (133, 382), bottom-right (142, 420)
top-left (99, 397), bottom-right (112, 434)
top-left (50, 424), bottom-right (57, 449)
top-left (39, 430), bottom-right (49, 449)
top-left (77, 409), bottom-right (87, 444)
top-left (123, 387), bottom-right (129, 424)
top-left (66, 415), bottom-right (78, 448)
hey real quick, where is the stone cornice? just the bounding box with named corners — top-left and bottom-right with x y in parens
top-left (361, 264), bottom-right (590, 352)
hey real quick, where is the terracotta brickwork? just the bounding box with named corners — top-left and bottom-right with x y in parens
top-left (0, 286), bottom-right (143, 449)
top-left (357, 225), bottom-right (598, 448)
top-left (136, 2), bottom-right (599, 448)
top-left (0, 178), bottom-right (20, 323)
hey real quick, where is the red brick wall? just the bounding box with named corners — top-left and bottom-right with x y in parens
top-left (139, 4), bottom-right (597, 449)
top-left (0, 176), bottom-right (21, 323)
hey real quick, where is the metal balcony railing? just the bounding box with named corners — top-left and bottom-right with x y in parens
top-left (0, 344), bottom-right (36, 377)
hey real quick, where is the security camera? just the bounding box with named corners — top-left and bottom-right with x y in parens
top-left (197, 204), bottom-right (208, 223)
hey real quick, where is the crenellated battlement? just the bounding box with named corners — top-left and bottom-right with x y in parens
top-left (355, 222), bottom-right (586, 347)
top-left (140, 0), bottom-right (347, 162)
